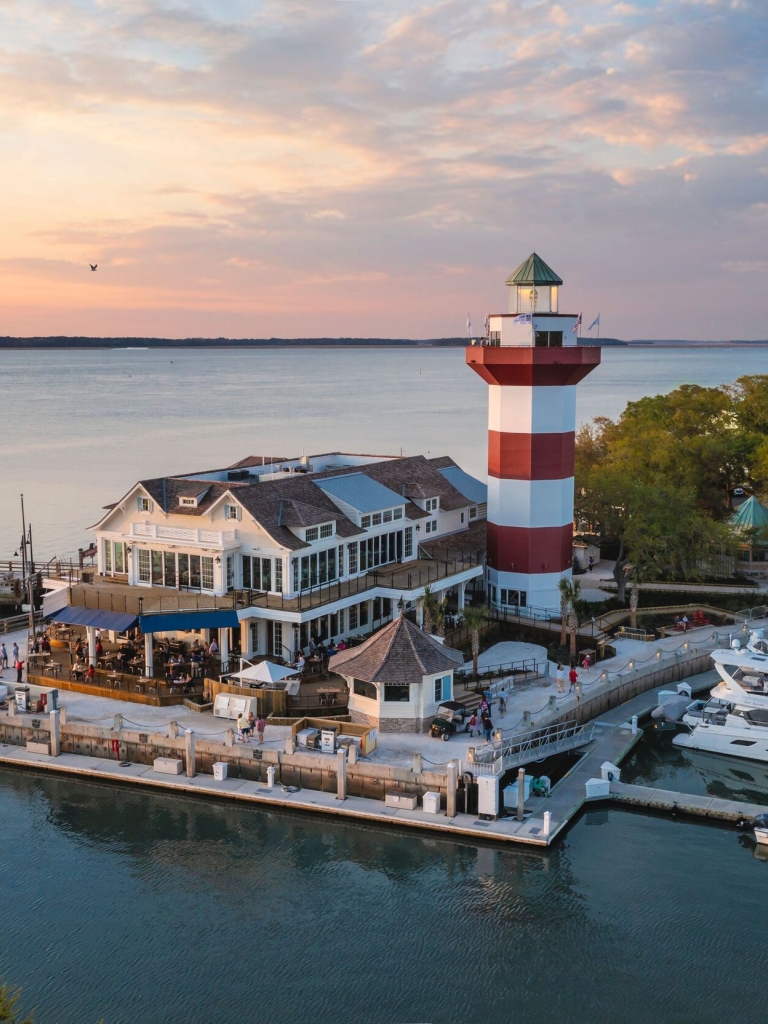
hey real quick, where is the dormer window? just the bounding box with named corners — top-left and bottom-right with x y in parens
top-left (305, 526), bottom-right (319, 542)
top-left (360, 515), bottom-right (371, 528)
top-left (180, 497), bottom-right (197, 507)
top-left (319, 523), bottom-right (334, 539)
top-left (425, 498), bottom-right (439, 512)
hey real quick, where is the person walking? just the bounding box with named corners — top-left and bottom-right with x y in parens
top-left (468, 711), bottom-right (480, 738)
top-left (482, 715), bottom-right (494, 743)
top-left (498, 687), bottom-right (507, 717)
top-left (588, 555), bottom-right (594, 572)
top-left (556, 663), bottom-right (565, 694)
top-left (569, 666), bottom-right (578, 693)
top-left (257, 714), bottom-right (266, 744)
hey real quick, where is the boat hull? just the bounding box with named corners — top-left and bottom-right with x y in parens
top-left (674, 726), bottom-right (768, 765)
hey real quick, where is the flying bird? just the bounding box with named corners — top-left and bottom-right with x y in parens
top-left (89, 264), bottom-right (97, 271)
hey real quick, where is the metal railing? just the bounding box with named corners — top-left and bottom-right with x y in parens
top-left (454, 657), bottom-right (549, 688)
top-left (463, 720), bottom-right (595, 777)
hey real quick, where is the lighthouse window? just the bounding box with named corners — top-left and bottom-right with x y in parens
top-left (489, 331), bottom-right (501, 346)
top-left (535, 331), bottom-right (563, 348)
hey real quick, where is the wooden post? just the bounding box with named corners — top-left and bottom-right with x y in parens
top-left (168, 721), bottom-right (178, 740)
top-left (516, 767), bottom-right (525, 821)
top-left (185, 729), bottom-right (196, 778)
top-left (336, 748), bottom-right (347, 801)
top-left (412, 753), bottom-right (423, 773)
top-left (446, 761), bottom-right (458, 818)
top-left (49, 709), bottom-right (60, 757)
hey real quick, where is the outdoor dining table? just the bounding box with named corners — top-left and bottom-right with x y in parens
top-left (127, 658), bottom-right (144, 675)
top-left (43, 661), bottom-right (62, 678)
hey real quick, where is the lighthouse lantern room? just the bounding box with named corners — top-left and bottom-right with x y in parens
top-left (467, 254), bottom-right (601, 613)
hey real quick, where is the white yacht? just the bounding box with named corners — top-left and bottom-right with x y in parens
top-left (674, 632), bottom-right (768, 764)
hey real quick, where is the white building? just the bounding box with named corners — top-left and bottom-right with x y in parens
top-left (88, 451), bottom-right (486, 670)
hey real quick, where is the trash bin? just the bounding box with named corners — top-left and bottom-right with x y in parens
top-left (213, 762), bottom-right (228, 781)
top-left (15, 686), bottom-right (30, 712)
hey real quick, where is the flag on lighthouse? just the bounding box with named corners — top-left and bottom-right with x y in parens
top-left (573, 312), bottom-right (582, 333)
top-left (512, 313), bottom-right (532, 325)
top-left (588, 314), bottom-right (600, 331)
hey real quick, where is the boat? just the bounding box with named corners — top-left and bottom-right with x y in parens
top-left (673, 633), bottom-right (768, 763)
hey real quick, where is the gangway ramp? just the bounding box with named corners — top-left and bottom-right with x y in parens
top-left (462, 720), bottom-right (595, 777)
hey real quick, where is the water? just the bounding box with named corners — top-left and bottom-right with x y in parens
top-left (623, 729), bottom-right (768, 806)
top-left (2, 345), bottom-right (766, 556)
top-left (0, 766), bottom-right (765, 1024)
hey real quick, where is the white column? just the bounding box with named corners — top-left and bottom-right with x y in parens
top-left (87, 626), bottom-right (97, 667)
top-left (220, 629), bottom-right (230, 671)
top-left (144, 633), bottom-right (153, 678)
top-left (241, 620), bottom-right (253, 658)
top-left (49, 709), bottom-right (61, 757)
top-left (458, 582), bottom-right (466, 610)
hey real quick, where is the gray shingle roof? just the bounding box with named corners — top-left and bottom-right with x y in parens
top-left (329, 613), bottom-right (463, 685)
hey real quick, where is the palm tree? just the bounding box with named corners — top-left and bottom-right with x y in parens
top-left (558, 578), bottom-right (570, 647)
top-left (629, 571), bottom-right (642, 629)
top-left (421, 584), bottom-right (436, 634)
top-left (463, 605), bottom-right (488, 679)
top-left (433, 596), bottom-right (448, 637)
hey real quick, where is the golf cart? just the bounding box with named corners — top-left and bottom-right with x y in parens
top-left (430, 701), bottom-right (470, 740)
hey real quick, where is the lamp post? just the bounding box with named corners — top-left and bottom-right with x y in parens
top-left (19, 494), bottom-right (36, 643)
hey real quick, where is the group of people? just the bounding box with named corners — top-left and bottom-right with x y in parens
top-left (555, 663), bottom-right (580, 695)
top-left (674, 615), bottom-right (690, 632)
top-left (294, 637), bottom-right (349, 673)
top-left (236, 711), bottom-right (266, 743)
top-left (0, 641), bottom-right (24, 683)
top-left (467, 686), bottom-right (507, 743)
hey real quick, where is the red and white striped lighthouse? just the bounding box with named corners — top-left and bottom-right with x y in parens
top-left (467, 253), bottom-right (600, 611)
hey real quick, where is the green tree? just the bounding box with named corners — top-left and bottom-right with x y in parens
top-left (462, 605), bottom-right (488, 680)
top-left (420, 585), bottom-right (436, 635)
top-left (0, 980), bottom-right (34, 1024)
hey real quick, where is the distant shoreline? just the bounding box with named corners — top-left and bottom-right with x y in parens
top-left (0, 336), bottom-right (766, 350)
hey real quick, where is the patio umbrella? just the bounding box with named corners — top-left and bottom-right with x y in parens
top-left (231, 661), bottom-right (299, 685)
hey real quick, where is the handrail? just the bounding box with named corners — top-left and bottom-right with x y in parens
top-left (465, 720), bottom-right (595, 777)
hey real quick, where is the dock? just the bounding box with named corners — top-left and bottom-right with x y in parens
top-left (1, 667), bottom-right (761, 847)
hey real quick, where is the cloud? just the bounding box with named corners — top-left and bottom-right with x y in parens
top-left (0, 0), bottom-right (766, 339)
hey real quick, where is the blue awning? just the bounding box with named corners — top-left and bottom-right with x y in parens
top-left (139, 609), bottom-right (240, 634)
top-left (51, 606), bottom-right (138, 633)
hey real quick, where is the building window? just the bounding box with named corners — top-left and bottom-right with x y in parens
top-left (360, 515), bottom-right (371, 528)
top-left (225, 504), bottom-right (240, 520)
top-left (383, 510), bottom-right (392, 523)
top-left (137, 549), bottom-right (151, 583)
top-left (433, 675), bottom-right (451, 702)
top-left (534, 330), bottom-right (563, 348)
top-left (226, 555), bottom-right (234, 591)
top-left (292, 558), bottom-right (299, 592)
top-left (320, 523), bottom-right (333, 539)
top-left (164, 551), bottom-right (176, 588)
top-left (103, 540), bottom-right (112, 574)
top-left (338, 608), bottom-right (345, 633)
top-left (500, 588), bottom-right (526, 608)
top-left (489, 330), bottom-right (501, 346)
top-left (180, 497), bottom-right (196, 507)
top-left (242, 555), bottom-right (251, 589)
top-left (349, 605), bottom-right (358, 631)
top-left (359, 601), bottom-right (369, 626)
top-left (138, 497), bottom-right (151, 512)
top-left (273, 621), bottom-right (283, 658)
top-left (384, 684), bottom-right (410, 703)
top-left (372, 512), bottom-right (382, 526)
top-left (404, 527), bottom-right (413, 558)
top-left (201, 556), bottom-right (214, 591)
top-left (469, 507), bottom-right (478, 520)
top-left (354, 679), bottom-right (377, 701)
top-left (338, 545), bottom-right (344, 576)
top-left (425, 520), bottom-right (437, 534)
top-left (393, 508), bottom-right (403, 520)
top-left (348, 542), bottom-right (358, 575)
top-left (425, 498), bottom-right (438, 512)
top-left (275, 558), bottom-right (283, 592)
top-left (114, 542), bottom-right (125, 574)
top-left (305, 526), bottom-right (319, 542)
top-left (250, 621), bottom-right (260, 654)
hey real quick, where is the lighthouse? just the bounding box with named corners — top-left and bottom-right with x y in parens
top-left (467, 253), bottom-right (601, 612)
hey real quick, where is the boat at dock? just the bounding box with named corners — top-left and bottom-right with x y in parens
top-left (674, 633), bottom-right (768, 763)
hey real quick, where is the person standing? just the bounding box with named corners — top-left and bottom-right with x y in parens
top-left (257, 714), bottom-right (266, 744)
top-left (16, 659), bottom-right (24, 683)
top-left (468, 711), bottom-right (480, 738)
top-left (556, 663), bottom-right (565, 694)
top-left (498, 687), bottom-right (507, 716)
top-left (236, 712), bottom-right (246, 741)
top-left (569, 666), bottom-right (578, 693)
top-left (12, 642), bottom-right (19, 664)
top-left (0, 643), bottom-right (7, 669)
top-left (482, 715), bottom-right (494, 743)
top-left (588, 555), bottom-right (594, 572)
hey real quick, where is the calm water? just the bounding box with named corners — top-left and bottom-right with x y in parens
top-left (0, 766), bottom-right (765, 1024)
top-left (623, 729), bottom-right (768, 805)
top-left (2, 345), bottom-right (767, 555)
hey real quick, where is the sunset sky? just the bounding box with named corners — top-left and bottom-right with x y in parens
top-left (1, 0), bottom-right (766, 340)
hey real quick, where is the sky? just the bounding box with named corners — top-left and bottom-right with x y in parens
top-left (0, 0), bottom-right (766, 341)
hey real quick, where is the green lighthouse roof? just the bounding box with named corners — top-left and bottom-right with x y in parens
top-left (505, 253), bottom-right (563, 287)
top-left (730, 494), bottom-right (768, 532)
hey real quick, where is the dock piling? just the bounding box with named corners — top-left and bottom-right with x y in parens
top-left (185, 729), bottom-right (196, 778)
top-left (446, 761), bottom-right (458, 818)
top-left (336, 749), bottom-right (347, 801)
top-left (49, 709), bottom-right (60, 757)
top-left (516, 767), bottom-right (525, 821)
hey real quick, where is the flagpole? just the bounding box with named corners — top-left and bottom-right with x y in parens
top-left (597, 316), bottom-right (600, 341)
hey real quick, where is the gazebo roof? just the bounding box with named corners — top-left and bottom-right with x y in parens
top-left (730, 495), bottom-right (768, 532)
top-left (329, 614), bottom-right (463, 686)
top-left (505, 252), bottom-right (562, 287)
